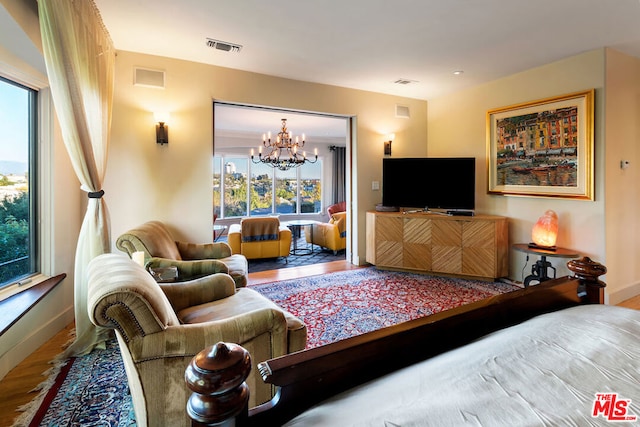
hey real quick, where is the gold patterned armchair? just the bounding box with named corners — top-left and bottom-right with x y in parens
top-left (87, 254), bottom-right (307, 426)
top-left (116, 220), bottom-right (248, 288)
top-left (228, 216), bottom-right (291, 260)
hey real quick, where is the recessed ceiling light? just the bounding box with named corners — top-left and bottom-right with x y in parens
top-left (453, 70), bottom-right (464, 75)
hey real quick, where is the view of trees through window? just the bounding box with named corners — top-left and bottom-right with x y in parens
top-left (0, 77), bottom-right (36, 287)
top-left (213, 155), bottom-right (322, 218)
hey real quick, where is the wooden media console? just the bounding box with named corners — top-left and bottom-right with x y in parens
top-left (366, 211), bottom-right (509, 280)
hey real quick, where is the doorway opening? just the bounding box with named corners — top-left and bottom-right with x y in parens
top-left (213, 102), bottom-right (352, 273)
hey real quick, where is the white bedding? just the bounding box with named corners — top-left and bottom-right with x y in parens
top-left (285, 305), bottom-right (640, 426)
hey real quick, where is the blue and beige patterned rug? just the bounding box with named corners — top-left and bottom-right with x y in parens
top-left (14, 268), bottom-right (518, 426)
top-left (12, 339), bottom-right (136, 427)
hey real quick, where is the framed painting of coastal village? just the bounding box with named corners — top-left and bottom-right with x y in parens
top-left (486, 89), bottom-right (594, 200)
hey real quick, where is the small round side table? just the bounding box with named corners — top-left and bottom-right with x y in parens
top-left (513, 243), bottom-right (580, 287)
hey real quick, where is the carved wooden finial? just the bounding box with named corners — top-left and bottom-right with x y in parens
top-left (567, 257), bottom-right (606, 304)
top-left (567, 256), bottom-right (607, 283)
top-left (185, 342), bottom-right (251, 426)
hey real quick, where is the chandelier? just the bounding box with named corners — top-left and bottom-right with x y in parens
top-left (251, 118), bottom-right (318, 171)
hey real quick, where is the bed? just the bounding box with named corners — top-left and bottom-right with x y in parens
top-left (184, 257), bottom-right (640, 426)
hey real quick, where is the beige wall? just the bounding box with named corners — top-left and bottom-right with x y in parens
top-left (428, 48), bottom-right (640, 303)
top-left (604, 49), bottom-right (640, 302)
top-left (105, 51), bottom-right (428, 264)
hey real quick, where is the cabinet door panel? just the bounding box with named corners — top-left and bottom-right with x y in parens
top-left (376, 216), bottom-right (403, 242)
top-left (376, 241), bottom-right (403, 267)
top-left (463, 247), bottom-right (496, 277)
top-left (404, 218), bottom-right (431, 244)
top-left (432, 220), bottom-right (462, 246)
top-left (463, 221), bottom-right (495, 248)
top-left (432, 246), bottom-right (462, 273)
top-left (404, 243), bottom-right (431, 270)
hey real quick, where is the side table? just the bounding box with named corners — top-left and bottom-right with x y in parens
top-left (213, 224), bottom-right (227, 242)
top-left (513, 243), bottom-right (579, 287)
top-left (282, 220), bottom-right (317, 255)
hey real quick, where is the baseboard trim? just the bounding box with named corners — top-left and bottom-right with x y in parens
top-left (608, 280), bottom-right (640, 305)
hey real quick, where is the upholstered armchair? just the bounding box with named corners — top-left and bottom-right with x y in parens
top-left (326, 201), bottom-right (346, 217)
top-left (305, 211), bottom-right (346, 254)
top-left (87, 254), bottom-right (307, 427)
top-left (228, 216), bottom-right (291, 260)
top-left (116, 220), bottom-right (248, 288)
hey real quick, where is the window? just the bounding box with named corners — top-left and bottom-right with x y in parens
top-left (300, 161), bottom-right (322, 213)
top-left (275, 167), bottom-right (297, 214)
top-left (0, 76), bottom-right (37, 288)
top-left (213, 154), bottom-right (322, 218)
top-left (250, 161), bottom-right (273, 215)
top-left (222, 157), bottom-right (248, 217)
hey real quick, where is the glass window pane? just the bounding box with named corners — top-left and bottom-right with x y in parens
top-left (299, 161), bottom-right (322, 213)
top-left (249, 162), bottom-right (273, 216)
top-left (0, 77), bottom-right (35, 287)
top-left (275, 167), bottom-right (298, 214)
top-left (223, 158), bottom-right (248, 218)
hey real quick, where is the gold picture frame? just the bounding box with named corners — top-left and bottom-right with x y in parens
top-left (487, 89), bottom-right (594, 200)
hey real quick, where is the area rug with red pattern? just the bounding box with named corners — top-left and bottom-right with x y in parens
top-left (250, 267), bottom-right (520, 349)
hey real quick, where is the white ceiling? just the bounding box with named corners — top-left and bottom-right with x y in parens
top-left (214, 104), bottom-right (349, 140)
top-left (94, 0), bottom-right (640, 102)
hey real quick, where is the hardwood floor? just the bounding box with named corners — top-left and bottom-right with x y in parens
top-left (617, 293), bottom-right (640, 310)
top-left (0, 322), bottom-right (74, 427)
top-left (247, 259), bottom-right (360, 286)
top-left (0, 261), bottom-right (638, 426)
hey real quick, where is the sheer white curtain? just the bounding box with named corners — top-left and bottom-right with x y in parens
top-left (38, 0), bottom-right (115, 356)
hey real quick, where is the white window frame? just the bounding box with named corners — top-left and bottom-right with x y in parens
top-left (0, 61), bottom-right (53, 302)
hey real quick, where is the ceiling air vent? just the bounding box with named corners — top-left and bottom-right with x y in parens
top-left (393, 78), bottom-right (418, 85)
top-left (206, 38), bottom-right (242, 53)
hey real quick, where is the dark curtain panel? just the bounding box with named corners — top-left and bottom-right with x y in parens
top-left (332, 146), bottom-right (346, 204)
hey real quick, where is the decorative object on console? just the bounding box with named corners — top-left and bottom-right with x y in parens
top-left (154, 112), bottom-right (169, 145)
top-left (384, 133), bottom-right (394, 156)
top-left (530, 209), bottom-right (559, 250)
top-left (251, 118), bottom-right (318, 170)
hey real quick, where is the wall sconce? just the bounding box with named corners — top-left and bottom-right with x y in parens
top-left (384, 133), bottom-right (394, 156)
top-left (530, 210), bottom-right (558, 250)
top-left (154, 112), bottom-right (169, 145)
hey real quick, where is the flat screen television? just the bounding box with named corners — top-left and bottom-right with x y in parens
top-left (382, 157), bottom-right (476, 211)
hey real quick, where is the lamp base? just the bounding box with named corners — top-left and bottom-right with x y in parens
top-left (528, 242), bottom-right (557, 251)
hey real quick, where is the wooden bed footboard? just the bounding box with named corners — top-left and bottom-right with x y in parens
top-left (185, 257), bottom-right (606, 426)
